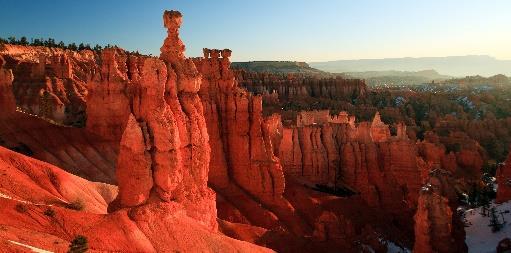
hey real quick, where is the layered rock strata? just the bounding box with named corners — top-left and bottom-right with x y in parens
top-left (0, 55), bottom-right (16, 116)
top-left (237, 70), bottom-right (367, 101)
top-left (0, 45), bottom-right (96, 125)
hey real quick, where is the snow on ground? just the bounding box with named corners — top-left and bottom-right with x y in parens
top-left (465, 201), bottom-right (511, 253)
top-left (8, 240), bottom-right (53, 253)
top-left (386, 241), bottom-right (411, 253)
top-left (360, 239), bottom-right (410, 253)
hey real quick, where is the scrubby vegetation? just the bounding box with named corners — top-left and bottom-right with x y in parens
top-left (68, 235), bottom-right (88, 253)
top-left (14, 203), bottom-right (28, 213)
top-left (44, 207), bottom-right (56, 217)
top-left (66, 199), bottom-right (85, 211)
top-left (0, 36), bottom-right (110, 52)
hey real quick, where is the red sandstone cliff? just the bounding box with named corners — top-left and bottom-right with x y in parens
top-left (278, 111), bottom-right (422, 210)
top-left (0, 44), bottom-right (96, 125)
top-left (0, 55), bottom-right (16, 116)
top-left (193, 48), bottom-right (313, 235)
top-left (236, 70), bottom-right (367, 101)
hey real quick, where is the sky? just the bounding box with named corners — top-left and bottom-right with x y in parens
top-left (1, 0), bottom-right (510, 62)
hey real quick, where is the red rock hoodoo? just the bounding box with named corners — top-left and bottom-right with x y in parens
top-left (278, 110), bottom-right (422, 210)
top-left (102, 10), bottom-right (216, 230)
top-left (413, 169), bottom-right (468, 253)
top-left (497, 152), bottom-right (511, 203)
top-left (0, 55), bottom-right (16, 116)
top-left (413, 185), bottom-right (456, 253)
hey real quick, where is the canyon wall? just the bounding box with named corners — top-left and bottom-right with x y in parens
top-left (0, 55), bottom-right (16, 116)
top-left (0, 45), bottom-right (96, 125)
top-left (278, 110), bottom-right (422, 210)
top-left (194, 49), bottom-right (285, 200)
top-left (236, 70), bottom-right (367, 102)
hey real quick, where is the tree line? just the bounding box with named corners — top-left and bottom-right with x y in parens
top-left (0, 36), bottom-right (116, 52)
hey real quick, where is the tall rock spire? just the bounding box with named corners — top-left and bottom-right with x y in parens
top-left (0, 56), bottom-right (16, 116)
top-left (160, 10), bottom-right (201, 93)
top-left (105, 10), bottom-right (216, 230)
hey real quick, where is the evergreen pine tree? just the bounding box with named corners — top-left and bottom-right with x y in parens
top-left (489, 207), bottom-right (503, 232)
top-left (68, 235), bottom-right (88, 253)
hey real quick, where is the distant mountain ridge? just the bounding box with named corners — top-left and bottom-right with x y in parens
top-left (345, 69), bottom-right (451, 80)
top-left (345, 70), bottom-right (453, 86)
top-left (231, 61), bottom-right (328, 75)
top-left (309, 55), bottom-right (511, 77)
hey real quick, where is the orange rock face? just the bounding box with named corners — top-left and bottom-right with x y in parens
top-left (278, 111), bottom-right (422, 210)
top-left (0, 45), bottom-right (95, 125)
top-left (0, 55), bottom-right (16, 116)
top-left (413, 170), bottom-right (467, 253)
top-left (101, 10), bottom-right (216, 230)
top-left (0, 146), bottom-right (116, 214)
top-left (413, 186), bottom-right (455, 253)
top-left (236, 70), bottom-right (368, 102)
top-left (194, 48), bottom-right (286, 202)
top-left (85, 48), bottom-right (131, 142)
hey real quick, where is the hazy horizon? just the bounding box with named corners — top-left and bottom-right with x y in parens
top-left (229, 54), bottom-right (510, 63)
top-left (1, 0), bottom-right (510, 62)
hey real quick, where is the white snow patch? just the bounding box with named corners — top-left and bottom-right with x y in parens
top-left (0, 191), bottom-right (12, 199)
top-left (377, 237), bottom-right (411, 253)
top-left (7, 240), bottom-right (53, 253)
top-left (465, 201), bottom-right (511, 253)
top-left (0, 191), bottom-right (32, 204)
top-left (386, 241), bottom-right (411, 253)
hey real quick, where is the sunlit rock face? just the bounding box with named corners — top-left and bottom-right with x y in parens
top-left (194, 48), bottom-right (285, 201)
top-left (0, 44), bottom-right (96, 125)
top-left (94, 10), bottom-right (217, 231)
top-left (278, 110), bottom-right (422, 210)
top-left (0, 55), bottom-right (16, 117)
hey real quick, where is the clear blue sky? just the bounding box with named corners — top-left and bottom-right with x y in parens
top-left (1, 0), bottom-right (510, 61)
